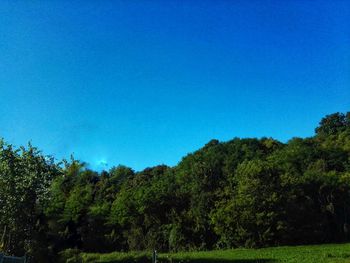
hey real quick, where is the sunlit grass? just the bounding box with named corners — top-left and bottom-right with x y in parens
top-left (78, 243), bottom-right (350, 263)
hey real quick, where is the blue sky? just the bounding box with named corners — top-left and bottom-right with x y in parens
top-left (0, 1), bottom-right (349, 171)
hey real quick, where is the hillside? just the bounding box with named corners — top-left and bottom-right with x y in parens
top-left (0, 112), bottom-right (349, 262)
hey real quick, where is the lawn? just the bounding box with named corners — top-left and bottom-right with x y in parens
top-left (73, 243), bottom-right (350, 263)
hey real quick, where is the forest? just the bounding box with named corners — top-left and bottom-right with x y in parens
top-left (0, 112), bottom-right (349, 262)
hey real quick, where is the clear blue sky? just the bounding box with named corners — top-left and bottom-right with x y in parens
top-left (0, 1), bottom-right (349, 171)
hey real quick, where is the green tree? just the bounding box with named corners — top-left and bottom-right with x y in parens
top-left (316, 112), bottom-right (349, 136)
top-left (0, 140), bottom-right (60, 257)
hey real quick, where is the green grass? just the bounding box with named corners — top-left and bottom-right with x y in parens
top-left (80, 251), bottom-right (150, 263)
top-left (75, 243), bottom-right (350, 263)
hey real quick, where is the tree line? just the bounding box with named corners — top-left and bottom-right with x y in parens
top-left (0, 112), bottom-right (349, 262)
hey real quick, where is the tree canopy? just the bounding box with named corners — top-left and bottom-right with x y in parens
top-left (0, 112), bottom-right (349, 262)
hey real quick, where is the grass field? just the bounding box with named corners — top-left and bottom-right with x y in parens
top-left (72, 243), bottom-right (350, 263)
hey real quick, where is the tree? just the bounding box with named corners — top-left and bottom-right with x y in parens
top-left (0, 140), bottom-right (60, 257)
top-left (315, 112), bottom-right (349, 136)
top-left (226, 160), bottom-right (285, 247)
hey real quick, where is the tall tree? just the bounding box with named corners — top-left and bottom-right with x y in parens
top-left (0, 140), bottom-right (59, 256)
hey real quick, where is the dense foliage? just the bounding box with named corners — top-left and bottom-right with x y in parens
top-left (0, 112), bottom-right (349, 262)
